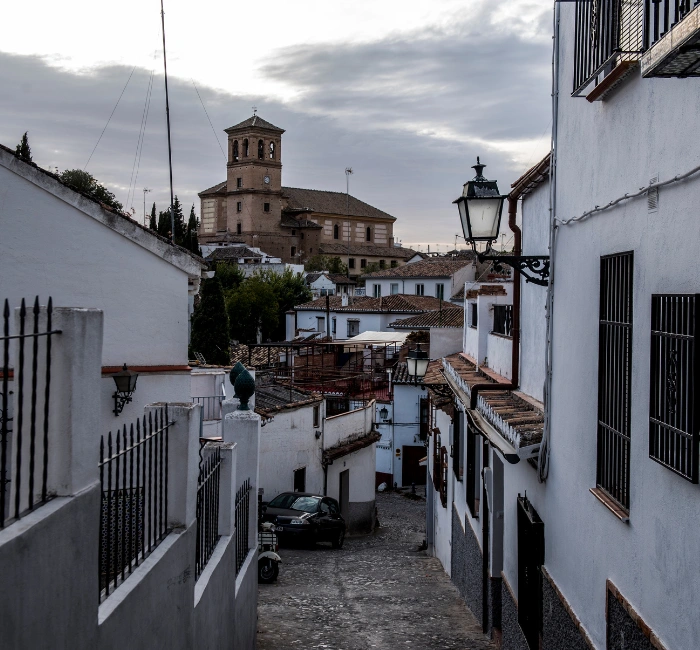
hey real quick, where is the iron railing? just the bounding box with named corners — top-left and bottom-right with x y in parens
top-left (573, 0), bottom-right (645, 95)
top-left (193, 395), bottom-right (224, 422)
top-left (649, 294), bottom-right (699, 482)
top-left (235, 478), bottom-right (252, 574)
top-left (492, 304), bottom-right (513, 337)
top-left (195, 446), bottom-right (222, 579)
top-left (98, 407), bottom-right (171, 601)
top-left (597, 252), bottom-right (633, 511)
top-left (645, 0), bottom-right (700, 50)
top-left (1, 297), bottom-right (61, 528)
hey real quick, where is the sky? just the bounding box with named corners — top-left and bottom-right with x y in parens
top-left (0, 0), bottom-right (553, 251)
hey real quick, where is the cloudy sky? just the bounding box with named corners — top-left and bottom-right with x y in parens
top-left (1, 0), bottom-right (553, 250)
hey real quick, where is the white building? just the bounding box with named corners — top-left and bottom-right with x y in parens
top-left (204, 243), bottom-right (304, 277)
top-left (0, 145), bottom-right (207, 435)
top-left (290, 294), bottom-right (450, 340)
top-left (361, 257), bottom-right (476, 301)
top-left (305, 271), bottom-right (357, 298)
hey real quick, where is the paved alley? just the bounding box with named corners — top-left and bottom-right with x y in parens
top-left (257, 490), bottom-right (495, 650)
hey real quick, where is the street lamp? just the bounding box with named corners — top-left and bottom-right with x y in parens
top-left (379, 406), bottom-right (389, 420)
top-left (453, 157), bottom-right (550, 286)
top-left (406, 344), bottom-right (429, 385)
top-left (112, 364), bottom-right (139, 416)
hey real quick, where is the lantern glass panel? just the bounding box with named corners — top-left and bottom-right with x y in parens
top-left (465, 197), bottom-right (503, 241)
top-left (406, 357), bottom-right (417, 377)
top-left (415, 358), bottom-right (430, 379)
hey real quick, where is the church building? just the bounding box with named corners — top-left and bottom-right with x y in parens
top-left (198, 114), bottom-right (415, 274)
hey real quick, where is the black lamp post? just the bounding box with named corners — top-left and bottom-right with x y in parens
top-left (406, 344), bottom-right (429, 386)
top-left (112, 364), bottom-right (139, 416)
top-left (453, 158), bottom-right (550, 286)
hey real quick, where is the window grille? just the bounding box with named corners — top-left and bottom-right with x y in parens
top-left (517, 494), bottom-right (544, 650)
top-left (649, 294), bottom-right (699, 482)
top-left (493, 304), bottom-right (513, 336)
top-left (452, 409), bottom-right (464, 481)
top-left (597, 252), bottom-right (633, 511)
top-left (433, 431), bottom-right (442, 491)
top-left (466, 419), bottom-right (480, 518)
top-left (470, 303), bottom-right (478, 328)
top-left (440, 446), bottom-right (448, 507)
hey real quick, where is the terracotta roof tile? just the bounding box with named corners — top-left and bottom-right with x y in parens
top-left (465, 284), bottom-right (508, 300)
top-left (295, 294), bottom-right (448, 313)
top-left (225, 115), bottom-right (285, 133)
top-left (319, 242), bottom-right (416, 259)
top-left (389, 309), bottom-right (463, 329)
top-left (363, 257), bottom-right (474, 279)
top-left (283, 187), bottom-right (395, 221)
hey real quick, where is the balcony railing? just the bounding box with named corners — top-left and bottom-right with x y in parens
top-left (645, 0), bottom-right (700, 50)
top-left (195, 445), bottom-right (222, 580)
top-left (235, 478), bottom-right (252, 574)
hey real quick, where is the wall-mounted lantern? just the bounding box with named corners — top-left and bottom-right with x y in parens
top-left (112, 364), bottom-right (139, 416)
top-left (379, 406), bottom-right (389, 420)
top-left (453, 157), bottom-right (550, 286)
top-left (406, 344), bottom-right (430, 385)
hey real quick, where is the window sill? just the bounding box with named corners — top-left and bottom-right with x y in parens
top-left (468, 325), bottom-right (477, 330)
top-left (589, 487), bottom-right (629, 522)
top-left (489, 331), bottom-right (513, 340)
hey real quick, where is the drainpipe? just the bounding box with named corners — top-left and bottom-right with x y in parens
top-left (469, 195), bottom-right (520, 409)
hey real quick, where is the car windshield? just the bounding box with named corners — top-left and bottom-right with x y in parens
top-left (268, 494), bottom-right (320, 513)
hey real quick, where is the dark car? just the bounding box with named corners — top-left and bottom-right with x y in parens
top-left (261, 493), bottom-right (346, 548)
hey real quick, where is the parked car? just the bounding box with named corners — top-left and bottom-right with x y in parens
top-left (261, 492), bottom-right (346, 548)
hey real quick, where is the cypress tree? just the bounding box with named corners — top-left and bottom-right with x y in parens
top-left (172, 196), bottom-right (186, 246)
top-left (157, 209), bottom-right (171, 239)
top-left (15, 132), bottom-right (32, 164)
top-left (149, 202), bottom-right (157, 230)
top-left (190, 276), bottom-right (230, 365)
top-left (187, 205), bottom-right (201, 255)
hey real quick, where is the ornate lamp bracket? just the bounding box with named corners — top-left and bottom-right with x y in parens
top-left (477, 253), bottom-right (550, 287)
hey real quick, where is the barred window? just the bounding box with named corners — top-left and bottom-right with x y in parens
top-left (493, 304), bottom-right (513, 337)
top-left (439, 447), bottom-right (448, 508)
top-left (596, 252), bottom-right (633, 512)
top-left (466, 418), bottom-right (481, 518)
top-left (452, 409), bottom-right (464, 481)
top-left (649, 294), bottom-right (699, 482)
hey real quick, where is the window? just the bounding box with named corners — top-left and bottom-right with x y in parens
top-left (332, 317), bottom-right (336, 335)
top-left (440, 447), bottom-right (448, 507)
top-left (316, 317), bottom-right (325, 333)
top-left (379, 260), bottom-right (386, 269)
top-left (493, 305), bottom-right (513, 337)
top-left (291, 246), bottom-right (297, 257)
top-left (419, 398), bottom-right (429, 441)
top-left (390, 260), bottom-right (398, 268)
top-left (366, 227), bottom-right (372, 242)
top-left (347, 320), bottom-right (360, 337)
top-left (517, 495), bottom-right (544, 650)
top-left (333, 224), bottom-right (339, 240)
top-left (264, 202), bottom-right (270, 213)
top-left (649, 294), bottom-right (699, 482)
top-left (269, 141), bottom-right (275, 159)
top-left (293, 467), bottom-right (306, 492)
top-left (300, 232), bottom-right (304, 239)
top-left (258, 139), bottom-right (264, 159)
top-left (432, 430), bottom-right (442, 491)
top-left (236, 201), bottom-right (242, 212)
top-left (349, 258), bottom-right (356, 269)
top-left (596, 252), bottom-right (633, 512)
top-left (236, 177), bottom-right (242, 188)
top-left (313, 404), bottom-right (321, 428)
top-left (360, 259), bottom-right (367, 269)
top-left (452, 410), bottom-right (464, 481)
top-left (291, 229), bottom-right (296, 236)
top-left (236, 222), bottom-right (242, 235)
top-left (243, 139), bottom-right (249, 157)
top-left (470, 303), bottom-right (478, 328)
top-left (373, 284), bottom-right (381, 298)
top-left (232, 140), bottom-right (239, 161)
top-left (466, 418), bottom-right (480, 518)
top-left (390, 283), bottom-right (399, 295)
top-left (436, 283), bottom-right (445, 300)
top-left (415, 284), bottom-right (424, 296)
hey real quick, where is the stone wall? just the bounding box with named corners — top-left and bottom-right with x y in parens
top-left (450, 504), bottom-right (484, 624)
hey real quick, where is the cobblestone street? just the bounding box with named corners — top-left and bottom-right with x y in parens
top-left (257, 490), bottom-right (495, 650)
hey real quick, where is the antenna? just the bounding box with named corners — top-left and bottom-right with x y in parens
top-left (160, 0), bottom-right (175, 241)
top-left (143, 188), bottom-right (151, 226)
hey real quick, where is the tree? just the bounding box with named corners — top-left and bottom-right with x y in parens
top-left (59, 169), bottom-right (123, 212)
top-left (189, 276), bottom-right (230, 365)
top-left (226, 275), bottom-right (279, 344)
top-left (186, 204), bottom-right (201, 255)
top-left (357, 262), bottom-right (381, 286)
top-left (256, 268), bottom-right (311, 340)
top-left (304, 254), bottom-right (348, 275)
top-left (15, 132), bottom-right (32, 164)
top-left (172, 196), bottom-right (186, 246)
top-left (157, 209), bottom-right (171, 239)
top-left (149, 202), bottom-right (157, 231)
top-left (215, 262), bottom-right (245, 292)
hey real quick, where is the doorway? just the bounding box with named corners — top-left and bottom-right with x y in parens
top-left (402, 446), bottom-right (427, 486)
top-left (339, 469), bottom-right (349, 520)
top-left (293, 467), bottom-right (306, 492)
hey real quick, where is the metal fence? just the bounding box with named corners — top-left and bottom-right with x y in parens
top-left (1, 297), bottom-right (61, 528)
top-left (492, 304), bottom-right (513, 337)
top-left (645, 0), bottom-right (700, 50)
top-left (649, 294), bottom-right (698, 482)
top-left (235, 478), bottom-right (251, 574)
top-left (195, 446), bottom-right (222, 580)
top-left (98, 407), bottom-right (171, 601)
top-left (193, 396), bottom-right (224, 422)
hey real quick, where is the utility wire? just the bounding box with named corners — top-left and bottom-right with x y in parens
top-left (126, 67), bottom-right (155, 210)
top-left (84, 65), bottom-right (137, 170)
top-left (192, 79), bottom-right (226, 161)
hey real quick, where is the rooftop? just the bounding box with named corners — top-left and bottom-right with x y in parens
top-left (319, 242), bottom-right (416, 260)
top-left (465, 284), bottom-right (508, 300)
top-left (254, 379), bottom-right (322, 417)
top-left (389, 308), bottom-right (464, 330)
top-left (295, 294), bottom-right (450, 313)
top-left (206, 246), bottom-right (263, 262)
top-left (362, 257), bottom-right (474, 280)
top-left (283, 187), bottom-right (396, 221)
top-left (225, 114), bottom-right (285, 133)
top-left (305, 272), bottom-right (356, 285)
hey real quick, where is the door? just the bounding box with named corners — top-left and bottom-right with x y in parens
top-left (293, 467), bottom-right (306, 492)
top-left (338, 470), bottom-right (349, 521)
top-left (402, 446), bottom-right (427, 486)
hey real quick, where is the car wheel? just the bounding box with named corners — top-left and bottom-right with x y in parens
top-left (332, 529), bottom-right (345, 549)
top-left (258, 559), bottom-right (279, 583)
